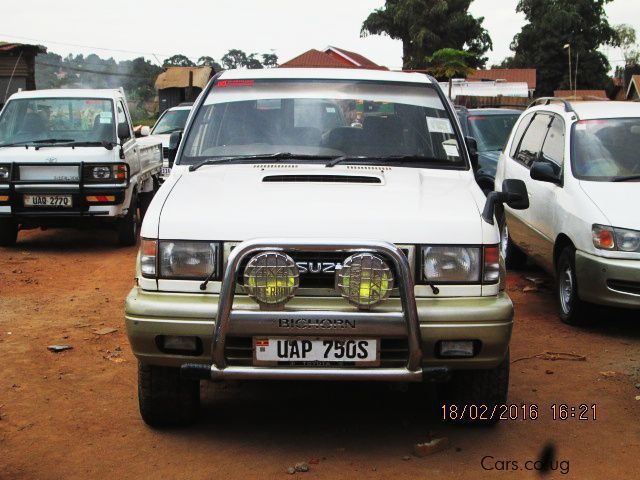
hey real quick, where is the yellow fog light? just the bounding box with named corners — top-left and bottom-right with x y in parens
top-left (336, 253), bottom-right (394, 309)
top-left (243, 252), bottom-right (299, 308)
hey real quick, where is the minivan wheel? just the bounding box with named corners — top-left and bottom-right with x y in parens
top-left (117, 191), bottom-right (138, 246)
top-left (500, 221), bottom-right (527, 269)
top-left (438, 351), bottom-right (509, 426)
top-left (138, 362), bottom-right (200, 428)
top-left (0, 219), bottom-right (18, 246)
top-left (556, 246), bottom-right (592, 325)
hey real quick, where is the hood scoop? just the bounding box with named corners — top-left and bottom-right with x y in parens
top-left (262, 174), bottom-right (382, 184)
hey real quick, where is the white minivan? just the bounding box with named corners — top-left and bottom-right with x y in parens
top-left (496, 99), bottom-right (640, 324)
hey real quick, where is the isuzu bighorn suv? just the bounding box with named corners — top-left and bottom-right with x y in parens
top-left (0, 89), bottom-right (163, 246)
top-left (125, 69), bottom-right (529, 426)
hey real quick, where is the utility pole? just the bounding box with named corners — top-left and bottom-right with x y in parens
top-left (564, 44), bottom-right (572, 94)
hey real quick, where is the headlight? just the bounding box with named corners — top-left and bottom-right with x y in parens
top-left (593, 225), bottom-right (640, 252)
top-left (243, 252), bottom-right (299, 307)
top-left (421, 246), bottom-right (481, 283)
top-left (0, 165), bottom-right (9, 181)
top-left (83, 164), bottom-right (128, 183)
top-left (336, 253), bottom-right (394, 309)
top-left (158, 240), bottom-right (219, 279)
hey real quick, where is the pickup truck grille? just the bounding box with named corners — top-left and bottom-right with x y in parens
top-left (224, 337), bottom-right (409, 367)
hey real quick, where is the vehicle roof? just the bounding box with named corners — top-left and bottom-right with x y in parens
top-left (530, 101), bottom-right (640, 120)
top-left (8, 88), bottom-right (124, 100)
top-left (466, 108), bottom-right (522, 115)
top-left (218, 68), bottom-right (433, 85)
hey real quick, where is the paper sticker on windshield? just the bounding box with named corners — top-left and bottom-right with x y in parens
top-left (426, 117), bottom-right (454, 134)
top-left (444, 144), bottom-right (459, 157)
top-left (99, 111), bottom-right (113, 124)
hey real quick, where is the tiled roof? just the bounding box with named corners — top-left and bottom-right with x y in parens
top-left (626, 75), bottom-right (640, 99)
top-left (467, 69), bottom-right (536, 89)
top-left (325, 46), bottom-right (386, 69)
top-left (280, 49), bottom-right (350, 68)
top-left (0, 41), bottom-right (46, 54)
top-left (554, 90), bottom-right (608, 99)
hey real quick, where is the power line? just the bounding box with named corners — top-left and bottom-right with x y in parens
top-left (35, 60), bottom-right (152, 79)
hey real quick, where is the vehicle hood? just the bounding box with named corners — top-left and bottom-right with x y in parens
top-left (148, 133), bottom-right (171, 148)
top-left (580, 180), bottom-right (640, 229)
top-left (0, 145), bottom-right (115, 163)
top-left (155, 165), bottom-right (485, 244)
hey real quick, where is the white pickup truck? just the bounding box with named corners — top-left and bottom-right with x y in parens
top-left (0, 88), bottom-right (163, 246)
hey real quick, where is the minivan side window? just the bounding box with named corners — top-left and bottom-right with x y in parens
top-left (515, 113), bottom-right (551, 168)
top-left (509, 113), bottom-right (534, 158)
top-left (540, 115), bottom-right (565, 166)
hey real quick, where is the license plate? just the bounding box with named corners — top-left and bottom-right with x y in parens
top-left (253, 338), bottom-right (379, 366)
top-left (23, 194), bottom-right (72, 208)
top-left (161, 167), bottom-right (171, 176)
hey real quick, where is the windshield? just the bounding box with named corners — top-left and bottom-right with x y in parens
top-left (179, 79), bottom-right (466, 168)
top-left (467, 113), bottom-right (520, 152)
top-left (572, 118), bottom-right (640, 181)
top-left (0, 98), bottom-right (115, 146)
top-left (151, 109), bottom-right (190, 135)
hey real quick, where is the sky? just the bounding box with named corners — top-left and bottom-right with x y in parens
top-left (1, 0), bottom-right (638, 70)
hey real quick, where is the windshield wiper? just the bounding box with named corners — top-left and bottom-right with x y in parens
top-left (189, 152), bottom-right (338, 172)
top-left (155, 127), bottom-right (183, 135)
top-left (67, 140), bottom-right (117, 150)
top-left (612, 174), bottom-right (640, 182)
top-left (31, 138), bottom-right (76, 150)
top-left (326, 155), bottom-right (448, 168)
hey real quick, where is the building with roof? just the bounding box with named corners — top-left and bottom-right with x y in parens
top-left (155, 66), bottom-right (214, 113)
top-left (554, 90), bottom-right (608, 100)
top-left (0, 42), bottom-right (46, 108)
top-left (280, 46), bottom-right (387, 70)
top-left (467, 69), bottom-right (537, 96)
top-left (626, 75), bottom-right (640, 101)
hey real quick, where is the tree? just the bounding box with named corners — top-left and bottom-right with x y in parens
top-left (221, 49), bottom-right (248, 69)
top-left (614, 24), bottom-right (639, 67)
top-left (427, 48), bottom-right (476, 99)
top-left (361, 0), bottom-right (491, 69)
top-left (197, 56), bottom-right (222, 71)
top-left (506, 0), bottom-right (618, 95)
top-left (163, 54), bottom-right (195, 67)
top-left (262, 53), bottom-right (279, 68)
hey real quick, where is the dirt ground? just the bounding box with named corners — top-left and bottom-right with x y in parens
top-left (1, 228), bottom-right (639, 480)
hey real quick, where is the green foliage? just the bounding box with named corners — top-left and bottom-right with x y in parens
top-left (614, 24), bottom-right (639, 67)
top-left (427, 48), bottom-right (476, 98)
top-left (361, 0), bottom-right (491, 69)
top-left (506, 0), bottom-right (618, 95)
top-left (262, 53), bottom-right (279, 68)
top-left (163, 54), bottom-right (195, 67)
top-left (197, 56), bottom-right (222, 71)
top-left (221, 49), bottom-right (272, 69)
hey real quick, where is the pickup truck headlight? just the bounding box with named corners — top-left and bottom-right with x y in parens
top-left (593, 225), bottom-right (640, 252)
top-left (421, 246), bottom-right (481, 283)
top-left (0, 165), bottom-right (9, 181)
top-left (159, 240), bottom-right (219, 279)
top-left (82, 163), bottom-right (128, 183)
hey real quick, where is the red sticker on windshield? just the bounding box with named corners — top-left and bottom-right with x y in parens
top-left (217, 79), bottom-right (254, 88)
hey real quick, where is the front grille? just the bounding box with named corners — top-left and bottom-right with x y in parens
top-left (224, 336), bottom-right (409, 367)
top-left (235, 250), bottom-right (405, 290)
top-left (607, 279), bottom-right (640, 295)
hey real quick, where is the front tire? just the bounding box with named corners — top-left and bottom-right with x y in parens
top-left (0, 219), bottom-right (18, 246)
top-left (556, 245), bottom-right (592, 325)
top-left (138, 362), bottom-right (200, 428)
top-left (439, 351), bottom-right (509, 425)
top-left (117, 191), bottom-right (138, 246)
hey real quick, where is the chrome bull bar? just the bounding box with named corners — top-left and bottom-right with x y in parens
top-left (185, 238), bottom-right (426, 382)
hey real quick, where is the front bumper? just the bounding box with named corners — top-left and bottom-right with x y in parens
top-left (125, 289), bottom-right (513, 371)
top-left (575, 251), bottom-right (640, 309)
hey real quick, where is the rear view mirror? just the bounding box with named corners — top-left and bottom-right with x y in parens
top-left (465, 136), bottom-right (479, 171)
top-left (140, 126), bottom-right (151, 137)
top-left (117, 123), bottom-right (130, 142)
top-left (168, 130), bottom-right (183, 167)
top-left (530, 161), bottom-right (562, 185)
top-left (481, 179), bottom-right (529, 224)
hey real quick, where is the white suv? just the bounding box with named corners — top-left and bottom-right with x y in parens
top-left (496, 99), bottom-right (640, 324)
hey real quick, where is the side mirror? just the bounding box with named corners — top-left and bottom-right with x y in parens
top-left (168, 130), bottom-right (183, 167)
top-left (481, 179), bottom-right (529, 224)
top-left (465, 136), bottom-right (479, 171)
top-left (117, 123), bottom-right (130, 142)
top-left (140, 126), bottom-right (151, 137)
top-left (530, 160), bottom-right (562, 185)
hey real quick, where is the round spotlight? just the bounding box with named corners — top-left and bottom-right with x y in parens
top-left (243, 252), bottom-right (299, 307)
top-left (336, 253), bottom-right (394, 309)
